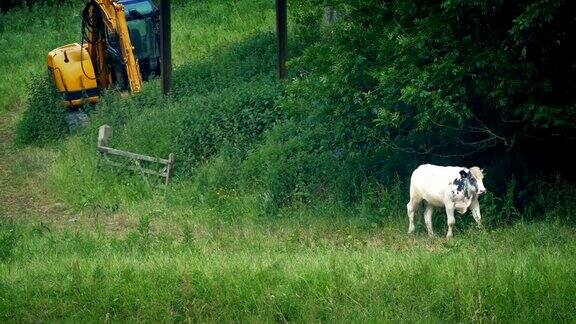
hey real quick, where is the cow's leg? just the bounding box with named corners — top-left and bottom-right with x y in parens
top-left (424, 204), bottom-right (434, 237)
top-left (470, 197), bottom-right (482, 228)
top-left (406, 193), bottom-right (421, 235)
top-left (445, 204), bottom-right (456, 239)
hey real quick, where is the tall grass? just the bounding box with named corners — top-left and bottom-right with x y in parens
top-left (1, 215), bottom-right (576, 322)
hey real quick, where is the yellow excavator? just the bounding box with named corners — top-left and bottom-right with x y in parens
top-left (47, 0), bottom-right (160, 107)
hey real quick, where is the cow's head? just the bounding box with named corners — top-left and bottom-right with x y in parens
top-left (459, 167), bottom-right (486, 195)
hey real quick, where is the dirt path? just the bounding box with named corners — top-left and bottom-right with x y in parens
top-left (0, 106), bottom-right (24, 218)
top-left (0, 104), bottom-right (64, 221)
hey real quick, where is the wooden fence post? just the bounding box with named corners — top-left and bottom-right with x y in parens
top-left (323, 6), bottom-right (338, 25)
top-left (165, 153), bottom-right (175, 185)
top-left (98, 125), bottom-right (112, 147)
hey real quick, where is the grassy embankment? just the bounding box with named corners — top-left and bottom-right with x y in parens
top-left (1, 1), bottom-right (576, 321)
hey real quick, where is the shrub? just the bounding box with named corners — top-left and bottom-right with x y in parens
top-left (15, 74), bottom-right (68, 146)
top-left (172, 80), bottom-right (285, 175)
top-left (240, 119), bottom-right (368, 206)
top-left (523, 175), bottom-right (576, 225)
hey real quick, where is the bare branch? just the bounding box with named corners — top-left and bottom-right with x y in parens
top-left (382, 139), bottom-right (486, 158)
top-left (425, 114), bottom-right (511, 147)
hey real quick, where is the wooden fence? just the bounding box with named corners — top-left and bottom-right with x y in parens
top-left (97, 125), bottom-right (174, 185)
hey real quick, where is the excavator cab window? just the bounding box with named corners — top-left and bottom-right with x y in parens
top-left (127, 18), bottom-right (160, 79)
top-left (120, 0), bottom-right (160, 80)
top-left (121, 0), bottom-right (154, 16)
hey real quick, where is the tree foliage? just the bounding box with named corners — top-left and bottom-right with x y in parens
top-left (286, 0), bottom-right (576, 193)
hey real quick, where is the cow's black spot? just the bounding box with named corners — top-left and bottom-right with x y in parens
top-left (453, 176), bottom-right (475, 199)
top-left (453, 178), bottom-right (466, 192)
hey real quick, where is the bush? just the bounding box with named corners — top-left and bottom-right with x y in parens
top-left (15, 74), bottom-right (68, 146)
top-left (523, 175), bottom-right (576, 225)
top-left (83, 33), bottom-right (285, 176)
top-left (172, 80), bottom-right (285, 175)
top-left (240, 120), bottom-right (357, 205)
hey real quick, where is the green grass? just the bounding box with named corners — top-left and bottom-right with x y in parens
top-left (1, 0), bottom-right (576, 322)
top-left (1, 213), bottom-right (576, 322)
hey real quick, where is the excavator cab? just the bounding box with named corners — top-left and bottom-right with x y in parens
top-left (47, 0), bottom-right (160, 107)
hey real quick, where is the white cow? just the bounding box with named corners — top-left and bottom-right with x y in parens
top-left (407, 164), bottom-right (486, 238)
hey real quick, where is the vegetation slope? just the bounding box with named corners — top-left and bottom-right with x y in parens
top-left (1, 0), bottom-right (576, 321)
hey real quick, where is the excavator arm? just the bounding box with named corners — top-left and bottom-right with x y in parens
top-left (88, 0), bottom-right (142, 92)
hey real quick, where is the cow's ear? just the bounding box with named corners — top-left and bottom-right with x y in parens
top-left (460, 170), bottom-right (468, 178)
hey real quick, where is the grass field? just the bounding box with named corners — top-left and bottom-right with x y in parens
top-left (2, 213), bottom-right (576, 322)
top-left (1, 0), bottom-right (576, 322)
